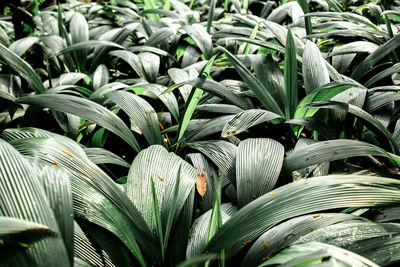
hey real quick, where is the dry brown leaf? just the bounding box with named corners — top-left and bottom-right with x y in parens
top-left (196, 173), bottom-right (207, 198)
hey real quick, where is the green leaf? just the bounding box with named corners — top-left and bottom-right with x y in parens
top-left (16, 94), bottom-right (141, 152)
top-left (187, 140), bottom-right (237, 186)
top-left (165, 78), bottom-right (251, 110)
top-left (297, 0), bottom-right (312, 38)
top-left (187, 153), bottom-right (218, 213)
top-left (106, 90), bottom-right (162, 146)
top-left (9, 37), bottom-right (39, 56)
top-left (261, 242), bottom-right (379, 266)
top-left (0, 217), bottom-right (57, 243)
top-left (221, 109), bottom-right (283, 138)
top-left (183, 24), bottom-right (214, 59)
top-left (302, 40), bottom-right (330, 95)
top-left (236, 138), bottom-right (284, 207)
top-left (282, 139), bottom-right (400, 174)
top-left (242, 213), bottom-right (364, 267)
top-left (0, 139), bottom-right (70, 266)
top-left (0, 43), bottom-right (45, 93)
top-left (176, 55), bottom-right (218, 142)
top-left (206, 0), bottom-right (217, 34)
top-left (69, 12), bottom-right (89, 71)
top-left (294, 81), bottom-right (359, 119)
top-left (57, 40), bottom-right (124, 57)
top-left (181, 115), bottom-right (235, 143)
top-left (205, 175), bottom-right (400, 253)
top-left (127, 145), bottom-right (196, 262)
top-left (218, 46), bottom-right (284, 116)
top-left (351, 33), bottom-right (400, 81)
top-left (35, 163), bottom-right (74, 261)
top-left (186, 203), bottom-right (238, 258)
top-left (84, 147), bottom-right (130, 168)
top-left (92, 64), bottom-right (109, 90)
top-left (304, 101), bottom-right (399, 154)
top-left (243, 22), bottom-right (260, 55)
top-left (143, 0), bottom-right (161, 22)
top-left (138, 52), bottom-right (160, 82)
top-left (91, 23), bottom-right (139, 72)
top-left (284, 28), bottom-right (298, 119)
top-left (110, 50), bottom-right (145, 79)
top-left (3, 128), bottom-right (155, 265)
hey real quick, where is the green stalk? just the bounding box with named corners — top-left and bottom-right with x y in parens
top-left (207, 0), bottom-right (217, 34)
top-left (297, 0), bottom-right (312, 39)
top-left (243, 22), bottom-right (260, 55)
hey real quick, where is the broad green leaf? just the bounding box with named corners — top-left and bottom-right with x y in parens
top-left (329, 41), bottom-right (379, 57)
top-left (282, 139), bottom-right (400, 174)
top-left (183, 24), bottom-right (214, 59)
top-left (132, 83), bottom-right (180, 122)
top-left (365, 63), bottom-right (400, 87)
top-left (168, 78), bottom-right (251, 110)
top-left (294, 81), bottom-right (360, 119)
top-left (16, 94), bottom-right (140, 152)
top-left (83, 147), bottom-right (130, 168)
top-left (181, 115), bottom-right (235, 143)
top-left (35, 164), bottom-right (74, 261)
top-left (351, 33), bottom-right (400, 81)
top-left (218, 46), bottom-right (284, 116)
top-left (242, 213), bottom-right (364, 267)
top-left (261, 242), bottom-right (379, 266)
top-left (143, 0), bottom-right (161, 22)
top-left (106, 90), bottom-right (162, 145)
top-left (205, 175), bottom-right (400, 253)
top-left (110, 50), bottom-right (145, 79)
top-left (297, 0), bottom-right (312, 37)
top-left (57, 40), bottom-right (124, 57)
top-left (304, 101), bottom-right (399, 154)
top-left (91, 23), bottom-right (139, 72)
top-left (293, 222), bottom-right (400, 266)
top-left (138, 52), bottom-right (160, 82)
top-left (0, 43), bottom-right (45, 93)
top-left (9, 37), bottom-right (39, 56)
top-left (304, 12), bottom-right (382, 32)
top-left (195, 104), bottom-right (243, 114)
top-left (236, 138), bottom-right (284, 207)
top-left (127, 145), bottom-right (196, 249)
top-left (0, 139), bottom-right (70, 266)
top-left (0, 217), bottom-right (57, 243)
top-left (187, 140), bottom-right (237, 186)
top-left (302, 40), bottom-right (330, 95)
top-left (206, 0), bottom-right (217, 33)
top-left (187, 153), bottom-right (218, 213)
top-left (186, 203), bottom-right (238, 258)
top-left (243, 22), bottom-right (260, 55)
top-left (168, 68), bottom-right (194, 102)
top-left (3, 128), bottom-right (155, 265)
top-left (92, 64), bottom-right (109, 90)
top-left (221, 109), bottom-right (283, 138)
top-left (76, 220), bottom-right (134, 267)
top-left (69, 12), bottom-right (89, 72)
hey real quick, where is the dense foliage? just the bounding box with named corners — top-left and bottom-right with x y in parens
top-left (1, 0), bottom-right (400, 266)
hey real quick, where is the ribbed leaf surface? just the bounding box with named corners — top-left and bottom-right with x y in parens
top-left (0, 139), bottom-right (70, 266)
top-left (16, 94), bottom-right (141, 152)
top-left (282, 139), bottom-right (400, 174)
top-left (221, 109), bottom-right (282, 138)
top-left (127, 145), bottom-right (196, 236)
top-left (205, 175), bottom-right (400, 253)
top-left (236, 139), bottom-right (284, 207)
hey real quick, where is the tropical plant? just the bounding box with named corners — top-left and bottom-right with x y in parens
top-left (1, 0), bottom-right (400, 266)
